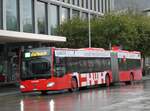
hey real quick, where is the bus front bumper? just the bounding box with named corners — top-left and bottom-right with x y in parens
top-left (20, 80), bottom-right (56, 93)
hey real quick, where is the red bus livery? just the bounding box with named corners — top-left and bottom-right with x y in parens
top-left (20, 47), bottom-right (142, 93)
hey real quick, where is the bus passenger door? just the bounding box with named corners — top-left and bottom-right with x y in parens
top-left (111, 52), bottom-right (119, 82)
top-left (54, 57), bottom-right (69, 89)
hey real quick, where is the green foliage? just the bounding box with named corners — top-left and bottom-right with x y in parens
top-left (56, 13), bottom-right (150, 56)
top-left (57, 17), bottom-right (89, 48)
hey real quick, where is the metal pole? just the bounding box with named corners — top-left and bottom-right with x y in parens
top-left (109, 42), bottom-right (112, 50)
top-left (88, 13), bottom-right (91, 48)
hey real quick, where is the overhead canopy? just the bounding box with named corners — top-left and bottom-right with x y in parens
top-left (0, 30), bottom-right (66, 43)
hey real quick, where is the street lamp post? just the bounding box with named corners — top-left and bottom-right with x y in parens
top-left (88, 13), bottom-right (91, 48)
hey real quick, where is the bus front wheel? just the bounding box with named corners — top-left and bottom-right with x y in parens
top-left (41, 91), bottom-right (48, 95)
top-left (69, 78), bottom-right (78, 92)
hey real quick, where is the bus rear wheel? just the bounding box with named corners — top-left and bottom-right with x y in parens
top-left (69, 78), bottom-right (78, 92)
top-left (105, 75), bottom-right (110, 87)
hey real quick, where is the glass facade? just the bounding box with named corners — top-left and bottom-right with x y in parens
top-left (101, 0), bottom-right (104, 13)
top-left (37, 1), bottom-right (47, 34)
top-left (6, 0), bottom-right (18, 31)
top-left (94, 0), bottom-right (97, 11)
top-left (61, 7), bottom-right (70, 23)
top-left (86, 0), bottom-right (88, 9)
top-left (22, 0), bottom-right (33, 33)
top-left (108, 0), bottom-right (110, 12)
top-left (0, 0), bottom-right (112, 34)
top-left (82, 12), bottom-right (88, 20)
top-left (0, 0), bottom-right (2, 29)
top-left (90, 0), bottom-right (92, 10)
top-left (98, 0), bottom-right (100, 12)
top-left (81, 0), bottom-right (84, 8)
top-left (65, 0), bottom-right (70, 3)
top-left (72, 0), bottom-right (79, 6)
top-left (72, 10), bottom-right (79, 18)
top-left (90, 14), bottom-right (95, 19)
top-left (72, 0), bottom-right (75, 5)
top-left (105, 0), bottom-right (107, 12)
top-left (50, 5), bottom-right (59, 35)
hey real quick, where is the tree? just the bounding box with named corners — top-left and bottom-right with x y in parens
top-left (93, 14), bottom-right (126, 49)
top-left (57, 17), bottom-right (89, 48)
top-left (56, 12), bottom-right (150, 57)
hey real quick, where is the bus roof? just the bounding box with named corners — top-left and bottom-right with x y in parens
top-left (78, 48), bottom-right (105, 51)
top-left (24, 47), bottom-right (141, 59)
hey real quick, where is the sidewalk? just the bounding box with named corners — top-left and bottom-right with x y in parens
top-left (142, 74), bottom-right (150, 81)
top-left (0, 75), bottom-right (150, 96)
top-left (0, 83), bottom-right (20, 96)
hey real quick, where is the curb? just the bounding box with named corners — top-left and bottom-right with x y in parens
top-left (142, 76), bottom-right (150, 81)
top-left (0, 91), bottom-right (20, 97)
top-left (0, 82), bottom-right (19, 87)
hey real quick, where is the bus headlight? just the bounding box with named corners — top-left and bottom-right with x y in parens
top-left (47, 82), bottom-right (55, 87)
top-left (20, 85), bottom-right (25, 89)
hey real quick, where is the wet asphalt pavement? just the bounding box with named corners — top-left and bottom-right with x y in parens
top-left (0, 80), bottom-right (150, 111)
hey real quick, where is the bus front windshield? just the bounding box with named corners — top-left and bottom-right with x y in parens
top-left (21, 56), bottom-right (51, 80)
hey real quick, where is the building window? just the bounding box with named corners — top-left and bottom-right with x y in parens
top-left (72, 0), bottom-right (74, 4)
top-left (37, 1), bottom-right (47, 34)
top-left (72, 10), bottom-right (79, 18)
top-left (82, 12), bottom-right (88, 20)
top-left (6, 0), bottom-right (18, 31)
top-left (86, 0), bottom-right (88, 9)
top-left (94, 0), bottom-right (97, 11)
top-left (90, 14), bottom-right (96, 19)
top-left (72, 0), bottom-right (79, 6)
top-left (50, 4), bottom-right (59, 35)
top-left (65, 0), bottom-right (70, 3)
top-left (81, 0), bottom-right (84, 8)
top-left (61, 7), bottom-right (70, 23)
top-left (101, 0), bottom-right (104, 13)
top-left (105, 0), bottom-right (107, 12)
top-left (90, 0), bottom-right (92, 10)
top-left (0, 0), bottom-right (2, 29)
top-left (22, 0), bottom-right (33, 33)
top-left (108, 0), bottom-right (110, 12)
top-left (98, 0), bottom-right (100, 12)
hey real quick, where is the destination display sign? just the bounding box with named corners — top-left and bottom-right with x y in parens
top-left (24, 50), bottom-right (50, 58)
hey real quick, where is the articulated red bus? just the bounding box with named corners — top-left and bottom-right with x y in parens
top-left (20, 47), bottom-right (142, 93)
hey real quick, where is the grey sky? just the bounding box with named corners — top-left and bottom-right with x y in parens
top-left (114, 0), bottom-right (150, 11)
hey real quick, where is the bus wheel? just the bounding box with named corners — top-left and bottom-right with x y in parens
top-left (69, 78), bottom-right (78, 92)
top-left (105, 75), bottom-right (110, 87)
top-left (41, 91), bottom-right (48, 95)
